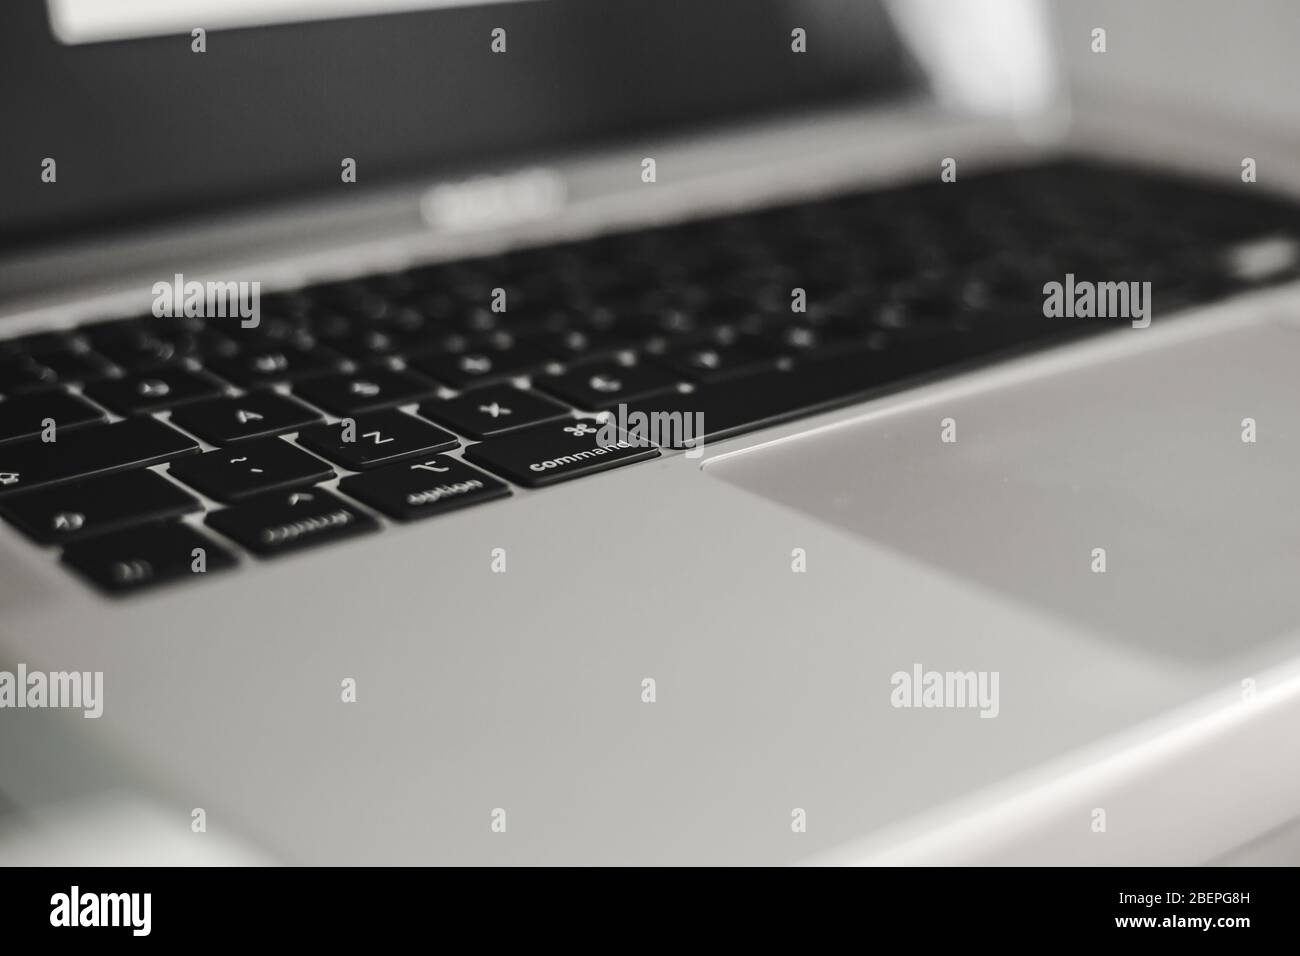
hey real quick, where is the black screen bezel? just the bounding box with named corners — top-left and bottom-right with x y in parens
top-left (0, 0), bottom-right (915, 250)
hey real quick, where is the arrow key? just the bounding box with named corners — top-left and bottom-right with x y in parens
top-left (168, 390), bottom-right (322, 444)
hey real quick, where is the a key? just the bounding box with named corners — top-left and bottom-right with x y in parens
top-left (206, 487), bottom-right (378, 557)
top-left (340, 454), bottom-right (510, 521)
top-left (61, 521), bottom-right (236, 594)
top-left (416, 384), bottom-right (570, 439)
top-left (167, 390), bottom-right (322, 444)
top-left (204, 344), bottom-right (342, 387)
top-left (408, 340), bottom-right (550, 387)
top-left (532, 359), bottom-right (682, 410)
top-left (463, 419), bottom-right (658, 487)
top-left (296, 409), bottom-right (458, 470)
top-left (0, 389), bottom-right (106, 444)
top-left (0, 469), bottom-right (200, 544)
top-left (166, 436), bottom-right (334, 502)
top-left (83, 367), bottom-right (224, 415)
top-left (0, 418), bottom-right (198, 497)
top-left (291, 368), bottom-right (436, 416)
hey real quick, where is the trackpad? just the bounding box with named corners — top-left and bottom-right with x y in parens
top-left (709, 322), bottom-right (1300, 658)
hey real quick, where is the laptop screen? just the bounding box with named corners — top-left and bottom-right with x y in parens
top-left (47, 0), bottom-right (528, 43)
top-left (0, 0), bottom-right (914, 250)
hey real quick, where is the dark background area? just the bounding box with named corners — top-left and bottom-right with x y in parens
top-left (0, 0), bottom-right (912, 250)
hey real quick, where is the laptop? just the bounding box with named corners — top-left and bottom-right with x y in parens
top-left (2, 0), bottom-right (1300, 866)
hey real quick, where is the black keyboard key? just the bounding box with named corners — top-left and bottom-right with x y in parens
top-left (88, 325), bottom-right (236, 368)
top-left (0, 355), bottom-right (59, 394)
top-left (321, 327), bottom-right (405, 362)
top-left (340, 454), bottom-right (509, 521)
top-left (532, 359), bottom-right (682, 410)
top-left (260, 289), bottom-right (315, 320)
top-left (0, 469), bottom-right (200, 544)
top-left (0, 418), bottom-right (198, 496)
top-left (305, 281), bottom-right (394, 321)
top-left (296, 409), bottom-right (458, 470)
top-left (218, 314), bottom-right (315, 352)
top-left (386, 326), bottom-right (473, 360)
top-left (362, 271), bottom-right (419, 300)
top-left (746, 319), bottom-right (861, 357)
top-left (417, 384), bottom-right (570, 439)
top-left (526, 326), bottom-right (637, 362)
top-left (62, 521), bottom-right (235, 594)
top-left (408, 340), bottom-right (550, 387)
top-left (83, 367), bottom-right (224, 415)
top-left (93, 335), bottom-right (180, 370)
top-left (166, 436), bottom-right (333, 502)
top-left (0, 389), bottom-right (106, 444)
top-left (449, 305), bottom-right (503, 335)
top-left (168, 390), bottom-right (322, 444)
top-left (79, 314), bottom-right (205, 345)
top-left (6, 331), bottom-right (78, 356)
top-left (463, 419), bottom-right (658, 487)
top-left (330, 308), bottom-right (473, 359)
top-left (205, 487), bottom-right (378, 557)
top-left (291, 368), bottom-right (436, 416)
top-left (204, 344), bottom-right (342, 387)
top-left (609, 307), bottom-right (707, 345)
top-left (32, 347), bottom-right (116, 383)
top-left (621, 338), bottom-right (974, 447)
top-left (653, 341), bottom-right (774, 383)
top-left (78, 321), bottom-right (162, 356)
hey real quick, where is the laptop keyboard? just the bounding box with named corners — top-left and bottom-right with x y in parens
top-left (2, 158), bottom-right (1298, 594)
